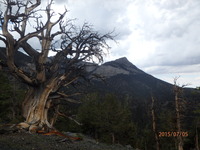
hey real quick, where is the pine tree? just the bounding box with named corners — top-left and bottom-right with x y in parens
top-left (78, 93), bottom-right (135, 145)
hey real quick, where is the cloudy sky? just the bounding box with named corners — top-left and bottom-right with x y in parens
top-left (52, 0), bottom-right (200, 87)
top-left (2, 0), bottom-right (200, 87)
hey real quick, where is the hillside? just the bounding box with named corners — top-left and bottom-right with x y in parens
top-left (1, 48), bottom-right (200, 149)
top-left (1, 47), bottom-right (199, 109)
top-left (90, 57), bottom-right (174, 101)
top-left (0, 47), bottom-right (175, 102)
top-left (0, 132), bottom-right (135, 150)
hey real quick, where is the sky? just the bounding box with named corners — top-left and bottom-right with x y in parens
top-left (52, 0), bottom-right (200, 88)
top-left (1, 0), bottom-right (200, 88)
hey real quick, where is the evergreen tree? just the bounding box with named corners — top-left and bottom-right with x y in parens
top-left (78, 93), bottom-right (135, 145)
top-left (0, 71), bottom-right (25, 123)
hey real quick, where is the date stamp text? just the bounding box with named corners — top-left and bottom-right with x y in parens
top-left (158, 132), bottom-right (188, 137)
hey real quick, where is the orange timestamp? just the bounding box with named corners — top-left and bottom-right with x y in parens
top-left (158, 131), bottom-right (188, 137)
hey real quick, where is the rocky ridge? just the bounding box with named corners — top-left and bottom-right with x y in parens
top-left (93, 57), bottom-right (144, 77)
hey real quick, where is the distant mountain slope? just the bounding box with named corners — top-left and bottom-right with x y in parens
top-left (94, 57), bottom-right (144, 77)
top-left (0, 47), bottom-right (197, 104)
top-left (1, 47), bottom-right (200, 134)
top-left (89, 57), bottom-right (174, 102)
top-left (0, 47), bottom-right (31, 67)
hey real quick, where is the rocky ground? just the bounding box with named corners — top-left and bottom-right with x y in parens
top-left (0, 129), bottom-right (135, 150)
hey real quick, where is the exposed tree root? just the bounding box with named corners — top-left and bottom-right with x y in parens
top-left (41, 130), bottom-right (82, 141)
top-left (0, 122), bottom-right (82, 141)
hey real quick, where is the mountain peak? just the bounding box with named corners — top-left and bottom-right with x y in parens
top-left (115, 57), bottom-right (129, 63)
top-left (94, 57), bottom-right (144, 78)
top-left (114, 57), bottom-right (133, 67)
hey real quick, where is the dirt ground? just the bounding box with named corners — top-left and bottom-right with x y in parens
top-left (0, 132), bottom-right (134, 150)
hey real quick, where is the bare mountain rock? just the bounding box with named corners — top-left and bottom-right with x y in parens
top-left (94, 57), bottom-right (144, 78)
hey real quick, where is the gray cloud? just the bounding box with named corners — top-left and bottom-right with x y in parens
top-left (141, 24), bottom-right (200, 68)
top-left (133, 0), bottom-right (200, 69)
top-left (19, 0), bottom-right (200, 87)
top-left (1, 0), bottom-right (200, 86)
top-left (56, 0), bottom-right (132, 40)
top-left (54, 0), bottom-right (68, 4)
top-left (144, 64), bottom-right (200, 75)
top-left (133, 0), bottom-right (200, 41)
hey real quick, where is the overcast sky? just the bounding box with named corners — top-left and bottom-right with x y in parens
top-left (52, 0), bottom-right (200, 87)
top-left (1, 0), bottom-right (200, 87)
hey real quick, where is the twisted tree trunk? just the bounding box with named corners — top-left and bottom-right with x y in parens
top-left (22, 86), bottom-right (53, 131)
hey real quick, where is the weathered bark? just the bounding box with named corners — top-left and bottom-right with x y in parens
top-left (22, 86), bottom-right (53, 130)
top-left (151, 96), bottom-right (160, 150)
top-left (111, 132), bottom-right (115, 144)
top-left (175, 91), bottom-right (183, 150)
top-left (50, 105), bottom-right (60, 126)
top-left (174, 80), bottom-right (184, 150)
top-left (196, 126), bottom-right (199, 150)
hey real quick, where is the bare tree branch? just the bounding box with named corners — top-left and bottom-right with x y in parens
top-left (0, 0), bottom-right (115, 130)
top-left (56, 111), bottom-right (82, 126)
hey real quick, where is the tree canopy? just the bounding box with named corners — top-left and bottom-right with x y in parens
top-left (78, 93), bottom-right (135, 145)
top-left (0, 0), bottom-right (114, 131)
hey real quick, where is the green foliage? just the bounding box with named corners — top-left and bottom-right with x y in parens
top-left (0, 71), bottom-right (25, 123)
top-left (55, 116), bottom-right (81, 133)
top-left (77, 93), bottom-right (135, 145)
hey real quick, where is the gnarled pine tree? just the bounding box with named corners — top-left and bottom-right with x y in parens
top-left (0, 0), bottom-right (113, 131)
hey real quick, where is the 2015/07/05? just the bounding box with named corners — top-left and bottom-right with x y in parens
top-left (158, 132), bottom-right (188, 137)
